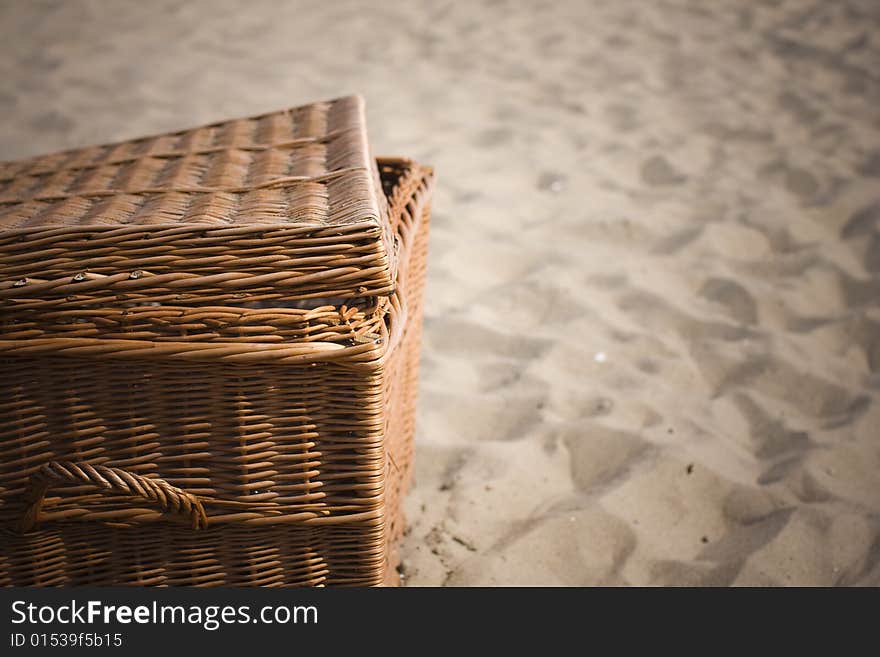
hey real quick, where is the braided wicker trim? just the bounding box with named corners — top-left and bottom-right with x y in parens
top-left (19, 461), bottom-right (208, 532)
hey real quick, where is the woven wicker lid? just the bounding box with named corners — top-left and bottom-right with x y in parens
top-left (0, 95), bottom-right (397, 300)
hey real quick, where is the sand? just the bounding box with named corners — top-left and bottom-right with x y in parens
top-left (1, 0), bottom-right (878, 586)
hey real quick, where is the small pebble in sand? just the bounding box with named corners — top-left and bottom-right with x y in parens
top-left (592, 397), bottom-right (614, 415)
top-left (594, 351), bottom-right (607, 363)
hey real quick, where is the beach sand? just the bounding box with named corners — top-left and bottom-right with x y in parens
top-left (1, 0), bottom-right (878, 586)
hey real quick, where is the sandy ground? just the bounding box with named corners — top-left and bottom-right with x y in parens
top-left (1, 0), bottom-right (879, 586)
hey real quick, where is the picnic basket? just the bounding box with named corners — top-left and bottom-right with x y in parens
top-left (0, 95), bottom-right (432, 586)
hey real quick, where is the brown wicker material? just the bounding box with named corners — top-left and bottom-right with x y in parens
top-left (0, 95), bottom-right (433, 586)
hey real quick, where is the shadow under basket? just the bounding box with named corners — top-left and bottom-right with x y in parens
top-left (0, 96), bottom-right (432, 586)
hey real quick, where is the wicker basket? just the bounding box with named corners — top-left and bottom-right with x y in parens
top-left (0, 96), bottom-right (432, 586)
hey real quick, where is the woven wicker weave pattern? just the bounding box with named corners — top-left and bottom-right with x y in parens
top-left (0, 92), bottom-right (433, 586)
top-left (0, 96), bottom-right (385, 228)
top-left (0, 95), bottom-right (395, 302)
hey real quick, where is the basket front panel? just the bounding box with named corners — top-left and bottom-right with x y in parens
top-left (0, 356), bottom-right (384, 523)
top-left (0, 520), bottom-right (383, 586)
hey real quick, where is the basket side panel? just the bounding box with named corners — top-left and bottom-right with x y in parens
top-left (380, 172), bottom-right (433, 584)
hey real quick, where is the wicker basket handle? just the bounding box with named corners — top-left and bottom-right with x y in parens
top-left (18, 461), bottom-right (208, 532)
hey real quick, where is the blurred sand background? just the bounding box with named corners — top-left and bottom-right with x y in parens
top-left (1, 0), bottom-right (878, 586)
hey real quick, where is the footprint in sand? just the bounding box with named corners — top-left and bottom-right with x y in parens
top-left (732, 392), bottom-right (813, 462)
top-left (698, 277), bottom-right (758, 325)
top-left (562, 424), bottom-right (656, 492)
top-left (692, 348), bottom-right (872, 425)
top-left (618, 289), bottom-right (755, 342)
